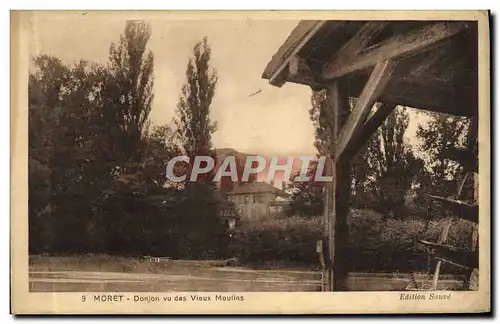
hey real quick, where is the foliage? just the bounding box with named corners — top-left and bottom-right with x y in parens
top-left (309, 90), bottom-right (329, 155)
top-left (416, 111), bottom-right (474, 200)
top-left (230, 209), bottom-right (473, 272)
top-left (174, 37), bottom-right (218, 161)
top-left (230, 216), bottom-right (323, 266)
top-left (353, 107), bottom-right (425, 218)
top-left (299, 89), bottom-right (426, 219)
top-left (28, 24), bottom-right (230, 258)
top-left (28, 55), bottom-right (112, 252)
top-left (285, 160), bottom-right (324, 217)
top-left (174, 182), bottom-right (232, 259)
top-left (104, 20), bottom-right (155, 173)
top-left (283, 91), bottom-right (330, 217)
top-left (142, 125), bottom-right (181, 187)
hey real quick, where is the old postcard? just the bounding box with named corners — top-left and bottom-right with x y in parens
top-left (11, 10), bottom-right (490, 314)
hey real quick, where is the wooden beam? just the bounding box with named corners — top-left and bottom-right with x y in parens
top-left (336, 60), bottom-right (396, 162)
top-left (276, 63), bottom-right (476, 117)
top-left (381, 77), bottom-right (476, 117)
top-left (325, 80), bottom-right (351, 291)
top-left (417, 240), bottom-right (479, 270)
top-left (322, 22), bottom-right (466, 79)
top-left (269, 21), bottom-right (327, 87)
top-left (288, 56), bottom-right (327, 91)
top-left (288, 22), bottom-right (387, 88)
top-left (327, 22), bottom-right (388, 71)
top-left (428, 195), bottom-right (478, 223)
top-left (408, 43), bottom-right (449, 78)
top-left (322, 136), bottom-right (333, 291)
top-left (341, 102), bottom-right (398, 161)
top-left (289, 56), bottom-right (317, 83)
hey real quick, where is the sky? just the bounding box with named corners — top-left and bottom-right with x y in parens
top-left (29, 12), bottom-right (427, 164)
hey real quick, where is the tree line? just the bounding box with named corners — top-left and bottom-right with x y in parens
top-left (29, 21), bottom-right (230, 257)
top-left (286, 89), bottom-right (475, 219)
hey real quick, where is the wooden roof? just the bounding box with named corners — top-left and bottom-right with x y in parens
top-left (262, 20), bottom-right (478, 117)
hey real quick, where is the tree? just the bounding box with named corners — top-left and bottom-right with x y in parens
top-left (28, 55), bottom-right (112, 252)
top-left (142, 125), bottom-right (181, 187)
top-left (309, 90), bottom-right (329, 156)
top-left (105, 20), bottom-right (155, 170)
top-left (29, 21), bottom-right (162, 254)
top-left (304, 88), bottom-right (423, 218)
top-left (352, 107), bottom-right (424, 218)
top-left (169, 36), bottom-right (229, 257)
top-left (282, 90), bottom-right (328, 216)
top-left (416, 112), bottom-right (474, 201)
top-left (174, 37), bottom-right (218, 169)
top-left (286, 160), bottom-right (324, 217)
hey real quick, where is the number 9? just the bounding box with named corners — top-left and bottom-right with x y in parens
top-left (82, 295), bottom-right (86, 302)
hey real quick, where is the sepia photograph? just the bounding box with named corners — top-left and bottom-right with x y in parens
top-left (11, 10), bottom-right (490, 314)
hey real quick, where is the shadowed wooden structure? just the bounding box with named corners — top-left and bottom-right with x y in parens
top-left (262, 20), bottom-right (478, 291)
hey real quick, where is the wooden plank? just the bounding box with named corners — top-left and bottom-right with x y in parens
top-left (335, 60), bottom-right (396, 162)
top-left (341, 102), bottom-right (397, 161)
top-left (269, 21), bottom-right (328, 87)
top-left (322, 22), bottom-right (466, 79)
top-left (418, 239), bottom-right (471, 253)
top-left (435, 257), bottom-right (476, 270)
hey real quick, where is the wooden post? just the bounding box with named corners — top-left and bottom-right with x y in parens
top-left (322, 133), bottom-right (333, 291)
top-left (325, 80), bottom-right (351, 291)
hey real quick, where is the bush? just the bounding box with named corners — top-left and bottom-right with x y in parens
top-left (230, 216), bottom-right (323, 267)
top-left (30, 183), bottom-right (233, 259)
top-left (230, 209), bottom-right (474, 272)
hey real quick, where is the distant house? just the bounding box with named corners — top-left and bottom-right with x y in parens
top-left (269, 195), bottom-right (292, 214)
top-left (226, 182), bottom-right (290, 220)
top-left (219, 200), bottom-right (239, 230)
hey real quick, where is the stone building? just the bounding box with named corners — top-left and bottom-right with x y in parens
top-left (226, 182), bottom-right (290, 220)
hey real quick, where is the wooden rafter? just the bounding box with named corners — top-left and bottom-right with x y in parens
top-left (335, 60), bottom-right (396, 162)
top-left (289, 56), bottom-right (318, 85)
top-left (322, 22), bottom-right (466, 80)
top-left (269, 21), bottom-right (328, 87)
top-left (326, 21), bottom-right (388, 73)
top-left (408, 43), bottom-right (450, 79)
top-left (284, 56), bottom-right (475, 117)
top-left (381, 78), bottom-right (476, 117)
